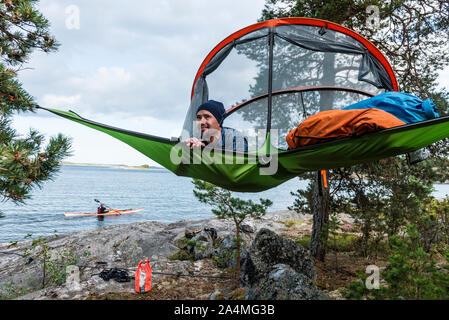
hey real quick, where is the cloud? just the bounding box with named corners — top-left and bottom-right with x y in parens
top-left (19, 0), bottom-right (268, 119)
top-left (68, 67), bottom-right (132, 92)
top-left (41, 94), bottom-right (82, 108)
top-left (13, 0), bottom-right (269, 165)
top-left (12, 0), bottom-right (449, 166)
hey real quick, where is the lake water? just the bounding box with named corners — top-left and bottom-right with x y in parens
top-left (1, 165), bottom-right (449, 244)
top-left (0, 165), bottom-right (305, 244)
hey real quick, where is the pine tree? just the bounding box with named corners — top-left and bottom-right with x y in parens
top-left (0, 1), bottom-right (71, 210)
top-left (260, 0), bottom-right (449, 101)
top-left (192, 179), bottom-right (272, 288)
top-left (261, 0), bottom-right (449, 257)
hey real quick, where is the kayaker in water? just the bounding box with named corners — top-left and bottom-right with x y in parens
top-left (98, 203), bottom-right (109, 214)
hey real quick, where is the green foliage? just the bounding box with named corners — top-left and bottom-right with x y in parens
top-left (379, 225), bottom-right (449, 300)
top-left (290, 157), bottom-right (445, 257)
top-left (281, 219), bottom-right (305, 228)
top-left (192, 179), bottom-right (272, 287)
top-left (192, 179), bottom-right (272, 225)
top-left (0, 0), bottom-right (71, 211)
top-left (292, 232), bottom-right (357, 252)
top-left (264, 0), bottom-right (449, 258)
top-left (3, 232), bottom-right (90, 298)
top-left (0, 277), bottom-right (29, 300)
top-left (19, 232), bottom-right (80, 288)
top-left (419, 197), bottom-right (449, 252)
top-left (229, 287), bottom-right (246, 300)
top-left (327, 214), bottom-right (342, 271)
top-left (288, 177), bottom-right (313, 214)
top-left (328, 215), bottom-right (342, 242)
top-left (292, 234), bottom-right (311, 248)
top-left (260, 0), bottom-right (449, 100)
top-left (0, 0), bottom-right (58, 65)
top-left (262, 0), bottom-right (449, 299)
top-left (0, 132), bottom-right (72, 203)
top-left (342, 270), bottom-right (370, 300)
top-left (168, 249), bottom-right (194, 262)
top-left (343, 224), bottom-right (449, 300)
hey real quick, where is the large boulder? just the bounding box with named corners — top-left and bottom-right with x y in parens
top-left (243, 228), bottom-right (329, 300)
top-left (246, 263), bottom-right (328, 300)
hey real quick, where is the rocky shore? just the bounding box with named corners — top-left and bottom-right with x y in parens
top-left (0, 210), bottom-right (333, 300)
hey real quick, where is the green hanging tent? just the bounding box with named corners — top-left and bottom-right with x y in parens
top-left (40, 18), bottom-right (449, 192)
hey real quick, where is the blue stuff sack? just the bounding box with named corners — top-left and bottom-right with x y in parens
top-left (343, 91), bottom-right (439, 123)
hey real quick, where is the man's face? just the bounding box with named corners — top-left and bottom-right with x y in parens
top-left (196, 110), bottom-right (221, 136)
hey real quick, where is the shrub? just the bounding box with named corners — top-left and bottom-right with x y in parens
top-left (343, 224), bottom-right (449, 300)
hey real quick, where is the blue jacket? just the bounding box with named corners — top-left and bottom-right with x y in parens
top-left (218, 127), bottom-right (248, 152)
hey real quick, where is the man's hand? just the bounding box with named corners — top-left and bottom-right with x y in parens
top-left (183, 137), bottom-right (205, 149)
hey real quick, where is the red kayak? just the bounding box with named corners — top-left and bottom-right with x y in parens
top-left (64, 208), bottom-right (144, 217)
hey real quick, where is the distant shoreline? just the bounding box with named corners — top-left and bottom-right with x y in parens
top-left (60, 161), bottom-right (165, 170)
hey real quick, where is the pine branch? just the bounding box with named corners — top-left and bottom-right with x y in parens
top-left (0, 1), bottom-right (71, 205)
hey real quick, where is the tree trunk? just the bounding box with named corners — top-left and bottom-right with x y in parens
top-left (309, 170), bottom-right (330, 261)
top-left (235, 221), bottom-right (241, 288)
top-left (310, 45), bottom-right (333, 261)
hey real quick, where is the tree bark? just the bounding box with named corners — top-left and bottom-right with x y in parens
top-left (235, 220), bottom-right (241, 288)
top-left (309, 170), bottom-right (330, 261)
top-left (309, 46), bottom-right (334, 261)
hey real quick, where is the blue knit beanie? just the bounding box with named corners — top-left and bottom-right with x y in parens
top-left (196, 100), bottom-right (226, 126)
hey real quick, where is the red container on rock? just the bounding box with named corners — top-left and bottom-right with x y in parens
top-left (135, 259), bottom-right (152, 293)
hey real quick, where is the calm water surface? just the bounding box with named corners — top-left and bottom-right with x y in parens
top-left (1, 165), bottom-right (448, 244)
top-left (0, 165), bottom-right (305, 243)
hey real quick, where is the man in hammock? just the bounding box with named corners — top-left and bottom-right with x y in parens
top-left (184, 100), bottom-right (248, 152)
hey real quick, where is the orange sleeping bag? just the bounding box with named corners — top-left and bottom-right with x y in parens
top-left (286, 108), bottom-right (406, 149)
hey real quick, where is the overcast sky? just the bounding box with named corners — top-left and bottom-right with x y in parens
top-left (12, 0), bottom-right (449, 166)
